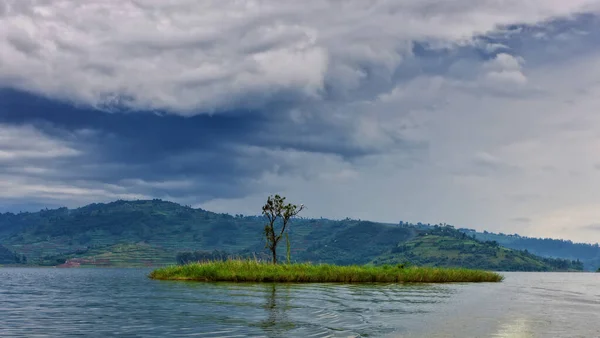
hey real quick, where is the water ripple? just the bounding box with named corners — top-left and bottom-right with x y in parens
top-left (1, 269), bottom-right (599, 337)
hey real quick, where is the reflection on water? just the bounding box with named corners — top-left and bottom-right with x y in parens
top-left (257, 284), bottom-right (294, 335)
top-left (492, 317), bottom-right (534, 338)
top-left (174, 281), bottom-right (455, 337)
top-left (0, 269), bottom-right (599, 337)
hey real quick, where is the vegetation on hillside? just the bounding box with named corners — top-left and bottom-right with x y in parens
top-left (299, 221), bottom-right (415, 265)
top-left (0, 200), bottom-right (399, 267)
top-left (0, 199), bottom-right (588, 271)
top-left (39, 243), bottom-right (174, 267)
top-left (458, 228), bottom-right (600, 270)
top-left (375, 225), bottom-right (583, 271)
top-left (0, 243), bottom-right (23, 264)
top-left (0, 200), bottom-right (264, 265)
top-left (149, 260), bottom-right (503, 283)
top-left (176, 250), bottom-right (232, 265)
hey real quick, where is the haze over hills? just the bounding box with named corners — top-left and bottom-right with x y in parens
top-left (0, 199), bottom-right (593, 271)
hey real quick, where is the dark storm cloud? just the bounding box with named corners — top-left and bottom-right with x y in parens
top-left (0, 89), bottom-right (424, 204)
top-left (0, 89), bottom-right (269, 200)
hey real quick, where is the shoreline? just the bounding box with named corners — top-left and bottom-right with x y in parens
top-left (149, 260), bottom-right (504, 283)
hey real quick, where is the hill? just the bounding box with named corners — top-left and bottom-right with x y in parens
top-left (458, 228), bottom-right (600, 271)
top-left (374, 225), bottom-right (582, 271)
top-left (0, 199), bottom-right (585, 271)
top-left (0, 200), bottom-right (359, 266)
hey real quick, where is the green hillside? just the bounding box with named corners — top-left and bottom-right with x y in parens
top-left (458, 228), bottom-right (600, 271)
top-left (298, 221), bottom-right (416, 265)
top-left (0, 199), bottom-right (584, 271)
top-left (0, 200), bottom-right (364, 266)
top-left (374, 226), bottom-right (582, 271)
top-left (0, 243), bottom-right (21, 265)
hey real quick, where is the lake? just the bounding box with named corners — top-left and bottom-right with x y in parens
top-left (1, 269), bottom-right (599, 337)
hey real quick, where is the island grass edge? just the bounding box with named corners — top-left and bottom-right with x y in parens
top-left (149, 260), bottom-right (504, 283)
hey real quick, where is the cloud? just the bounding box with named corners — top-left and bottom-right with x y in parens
top-left (0, 87), bottom-right (427, 213)
top-left (0, 0), bottom-right (598, 114)
top-left (483, 53), bottom-right (528, 87)
top-left (0, 123), bottom-right (150, 206)
top-left (2, 1), bottom-right (600, 244)
top-left (0, 124), bottom-right (79, 161)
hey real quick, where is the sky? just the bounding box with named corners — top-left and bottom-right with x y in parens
top-left (1, 1), bottom-right (600, 243)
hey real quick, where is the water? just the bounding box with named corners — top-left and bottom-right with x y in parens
top-left (1, 269), bottom-right (599, 337)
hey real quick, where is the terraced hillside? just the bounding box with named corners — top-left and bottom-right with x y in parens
top-left (55, 243), bottom-right (175, 267)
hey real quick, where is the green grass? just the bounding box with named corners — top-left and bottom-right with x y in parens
top-left (149, 260), bottom-right (504, 283)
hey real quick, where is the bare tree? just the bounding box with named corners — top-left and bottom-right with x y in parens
top-left (262, 195), bottom-right (304, 264)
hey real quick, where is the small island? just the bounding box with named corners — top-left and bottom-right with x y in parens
top-left (150, 195), bottom-right (503, 284)
top-left (149, 259), bottom-right (503, 283)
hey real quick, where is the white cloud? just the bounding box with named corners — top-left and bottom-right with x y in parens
top-left (0, 175), bottom-right (149, 203)
top-left (0, 0), bottom-right (598, 114)
top-left (0, 124), bottom-right (80, 161)
top-left (483, 53), bottom-right (528, 86)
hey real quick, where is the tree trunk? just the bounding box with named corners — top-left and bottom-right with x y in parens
top-left (271, 245), bottom-right (277, 264)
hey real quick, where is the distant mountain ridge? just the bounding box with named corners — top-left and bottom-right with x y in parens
top-left (0, 199), bottom-right (588, 271)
